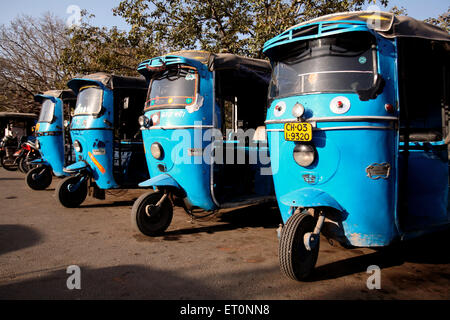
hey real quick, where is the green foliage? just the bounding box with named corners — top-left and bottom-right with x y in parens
top-left (60, 10), bottom-right (161, 78)
top-left (389, 5), bottom-right (407, 16)
top-left (113, 0), bottom-right (389, 58)
top-left (4, 0), bottom-right (450, 115)
top-left (425, 6), bottom-right (449, 33)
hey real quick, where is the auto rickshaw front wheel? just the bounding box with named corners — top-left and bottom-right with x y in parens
top-left (279, 212), bottom-right (320, 281)
top-left (56, 175), bottom-right (88, 208)
top-left (26, 166), bottom-right (52, 190)
top-left (131, 191), bottom-right (173, 237)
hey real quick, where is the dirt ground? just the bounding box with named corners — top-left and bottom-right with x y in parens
top-left (0, 169), bottom-right (449, 300)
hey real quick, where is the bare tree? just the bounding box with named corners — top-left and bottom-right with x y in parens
top-left (0, 13), bottom-right (70, 113)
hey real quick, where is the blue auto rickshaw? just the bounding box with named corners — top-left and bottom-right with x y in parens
top-left (263, 11), bottom-right (450, 280)
top-left (56, 73), bottom-right (149, 207)
top-left (26, 90), bottom-right (76, 190)
top-left (131, 50), bottom-right (275, 236)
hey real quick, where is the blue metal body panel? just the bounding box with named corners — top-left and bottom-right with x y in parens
top-left (280, 188), bottom-right (344, 212)
top-left (68, 86), bottom-right (118, 189)
top-left (399, 143), bottom-right (449, 230)
top-left (66, 77), bottom-right (148, 190)
top-left (35, 95), bottom-right (67, 177)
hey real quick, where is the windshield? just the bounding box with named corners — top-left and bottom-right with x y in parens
top-left (38, 99), bottom-right (55, 123)
top-left (74, 86), bottom-right (103, 116)
top-left (146, 66), bottom-right (198, 109)
top-left (269, 32), bottom-right (376, 99)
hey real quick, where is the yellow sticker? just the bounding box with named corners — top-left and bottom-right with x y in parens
top-left (308, 73), bottom-right (318, 84)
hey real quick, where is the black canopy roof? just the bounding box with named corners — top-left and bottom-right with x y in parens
top-left (67, 72), bottom-right (147, 93)
top-left (164, 50), bottom-right (271, 73)
top-left (162, 50), bottom-right (272, 89)
top-left (34, 89), bottom-right (76, 103)
top-left (289, 11), bottom-right (449, 42)
top-left (0, 112), bottom-right (37, 121)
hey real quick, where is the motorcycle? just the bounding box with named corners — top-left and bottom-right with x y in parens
top-left (1, 137), bottom-right (40, 173)
top-left (16, 140), bottom-right (41, 173)
top-left (0, 136), bottom-right (20, 171)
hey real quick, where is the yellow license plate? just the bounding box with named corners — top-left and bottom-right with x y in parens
top-left (284, 122), bottom-right (313, 142)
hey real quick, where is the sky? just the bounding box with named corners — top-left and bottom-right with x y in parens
top-left (0, 0), bottom-right (448, 30)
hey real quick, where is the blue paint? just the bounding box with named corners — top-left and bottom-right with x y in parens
top-left (137, 52), bottom-right (274, 211)
top-left (64, 74), bottom-right (149, 191)
top-left (263, 15), bottom-right (449, 247)
top-left (35, 91), bottom-right (74, 177)
top-left (139, 174), bottom-right (181, 188)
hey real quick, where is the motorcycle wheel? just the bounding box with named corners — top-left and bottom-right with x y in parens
top-left (1, 156), bottom-right (18, 171)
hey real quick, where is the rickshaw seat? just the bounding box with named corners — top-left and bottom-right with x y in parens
top-left (280, 187), bottom-right (344, 212)
top-left (399, 132), bottom-right (442, 142)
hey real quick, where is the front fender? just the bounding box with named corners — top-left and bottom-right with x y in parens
top-left (138, 173), bottom-right (181, 189)
top-left (64, 160), bottom-right (91, 174)
top-left (280, 187), bottom-right (344, 212)
top-left (30, 159), bottom-right (49, 166)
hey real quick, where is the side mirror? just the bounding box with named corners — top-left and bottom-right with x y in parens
top-left (123, 97), bottom-right (129, 109)
top-left (357, 74), bottom-right (385, 101)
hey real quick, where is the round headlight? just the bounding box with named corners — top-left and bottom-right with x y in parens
top-left (35, 139), bottom-right (40, 149)
top-left (150, 142), bottom-right (164, 160)
top-left (138, 115), bottom-right (146, 127)
top-left (73, 140), bottom-right (82, 153)
top-left (292, 103), bottom-right (305, 118)
top-left (139, 115), bottom-right (151, 128)
top-left (293, 144), bottom-right (315, 167)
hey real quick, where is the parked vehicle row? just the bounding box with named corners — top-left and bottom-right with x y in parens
top-left (4, 11), bottom-right (449, 281)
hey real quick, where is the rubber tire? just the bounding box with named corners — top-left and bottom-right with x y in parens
top-left (19, 154), bottom-right (38, 173)
top-left (1, 156), bottom-right (18, 171)
top-left (18, 157), bottom-right (30, 173)
top-left (56, 175), bottom-right (88, 208)
top-left (131, 191), bottom-right (173, 236)
top-left (279, 213), bottom-right (320, 281)
top-left (26, 166), bottom-right (53, 190)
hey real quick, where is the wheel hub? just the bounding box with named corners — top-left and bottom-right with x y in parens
top-left (304, 232), bottom-right (319, 251)
top-left (145, 204), bottom-right (160, 217)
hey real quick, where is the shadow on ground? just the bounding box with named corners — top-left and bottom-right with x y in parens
top-left (0, 264), bottom-right (278, 300)
top-left (0, 224), bottom-right (43, 255)
top-left (308, 227), bottom-right (450, 282)
top-left (162, 203), bottom-right (282, 237)
top-left (80, 200), bottom-right (137, 209)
